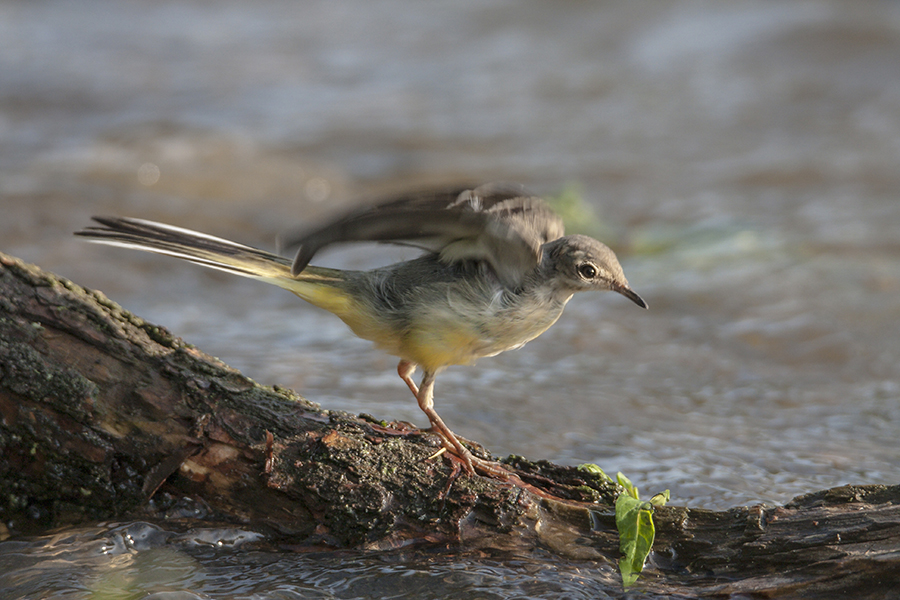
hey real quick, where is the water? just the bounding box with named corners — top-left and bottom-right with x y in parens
top-left (0, 522), bottom-right (637, 600)
top-left (2, 0), bottom-right (899, 597)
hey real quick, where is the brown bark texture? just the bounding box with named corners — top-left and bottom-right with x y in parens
top-left (1, 252), bottom-right (898, 599)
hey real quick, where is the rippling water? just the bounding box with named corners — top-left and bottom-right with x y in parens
top-left (2, 0), bottom-right (899, 597)
top-left (1, 522), bottom-right (638, 600)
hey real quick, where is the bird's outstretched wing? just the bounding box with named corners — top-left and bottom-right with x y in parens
top-left (284, 182), bottom-right (565, 288)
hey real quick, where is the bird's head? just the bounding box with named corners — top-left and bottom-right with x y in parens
top-left (542, 234), bottom-right (647, 308)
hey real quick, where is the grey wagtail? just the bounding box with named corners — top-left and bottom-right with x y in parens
top-left (76, 183), bottom-right (647, 477)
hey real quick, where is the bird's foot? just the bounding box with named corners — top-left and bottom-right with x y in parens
top-left (425, 429), bottom-right (509, 480)
top-left (467, 453), bottom-right (511, 479)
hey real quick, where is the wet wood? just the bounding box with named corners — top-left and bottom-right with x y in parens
top-left (1, 252), bottom-right (898, 599)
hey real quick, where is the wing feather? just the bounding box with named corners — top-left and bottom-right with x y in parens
top-left (284, 183), bottom-right (564, 288)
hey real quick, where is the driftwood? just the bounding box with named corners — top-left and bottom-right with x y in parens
top-left (1, 251), bottom-right (898, 599)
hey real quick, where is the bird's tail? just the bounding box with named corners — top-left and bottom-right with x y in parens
top-left (75, 217), bottom-right (354, 314)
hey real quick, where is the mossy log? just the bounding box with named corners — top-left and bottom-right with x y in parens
top-left (1, 252), bottom-right (898, 599)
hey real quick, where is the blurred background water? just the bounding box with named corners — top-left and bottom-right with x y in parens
top-left (2, 1), bottom-right (899, 597)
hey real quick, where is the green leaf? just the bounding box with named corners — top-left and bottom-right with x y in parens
top-left (649, 489), bottom-right (670, 507)
top-left (616, 471), bottom-right (639, 499)
top-left (615, 493), bottom-right (656, 589)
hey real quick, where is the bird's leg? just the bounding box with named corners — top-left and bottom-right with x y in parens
top-left (397, 360), bottom-right (419, 397)
top-left (413, 370), bottom-right (508, 479)
top-left (414, 370), bottom-right (474, 473)
top-left (397, 361), bottom-right (508, 478)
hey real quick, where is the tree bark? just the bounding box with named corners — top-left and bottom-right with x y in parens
top-left (1, 252), bottom-right (898, 599)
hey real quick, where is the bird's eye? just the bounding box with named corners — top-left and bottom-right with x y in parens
top-left (578, 263), bottom-right (597, 280)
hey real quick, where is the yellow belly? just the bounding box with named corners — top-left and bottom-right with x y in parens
top-left (400, 305), bottom-right (563, 372)
top-left (338, 307), bottom-right (487, 371)
top-left (283, 266), bottom-right (564, 373)
top-left (402, 321), bottom-right (489, 370)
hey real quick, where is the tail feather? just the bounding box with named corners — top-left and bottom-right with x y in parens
top-left (77, 216), bottom-right (365, 320)
top-left (76, 216), bottom-right (295, 282)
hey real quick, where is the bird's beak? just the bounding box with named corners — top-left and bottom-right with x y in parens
top-left (614, 284), bottom-right (648, 309)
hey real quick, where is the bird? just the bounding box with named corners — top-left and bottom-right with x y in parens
top-left (76, 182), bottom-right (647, 477)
